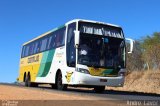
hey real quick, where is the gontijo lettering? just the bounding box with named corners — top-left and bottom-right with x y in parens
top-left (28, 55), bottom-right (39, 63)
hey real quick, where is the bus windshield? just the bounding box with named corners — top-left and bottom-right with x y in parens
top-left (78, 22), bottom-right (125, 69)
top-left (78, 34), bottom-right (125, 68)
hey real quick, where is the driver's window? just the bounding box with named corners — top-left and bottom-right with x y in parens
top-left (66, 23), bottom-right (76, 67)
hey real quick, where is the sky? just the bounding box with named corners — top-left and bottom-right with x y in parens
top-left (0, 0), bottom-right (160, 82)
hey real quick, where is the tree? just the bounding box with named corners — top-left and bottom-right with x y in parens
top-left (126, 40), bottom-right (144, 71)
top-left (141, 32), bottom-right (160, 70)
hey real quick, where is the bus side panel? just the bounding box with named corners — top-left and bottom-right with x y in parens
top-left (18, 53), bottom-right (43, 82)
top-left (35, 46), bottom-right (67, 84)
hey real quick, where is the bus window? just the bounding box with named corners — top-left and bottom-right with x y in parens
top-left (24, 45), bottom-right (29, 57)
top-left (21, 46), bottom-right (25, 58)
top-left (40, 37), bottom-right (48, 52)
top-left (29, 43), bottom-right (34, 55)
top-left (37, 40), bottom-right (41, 53)
top-left (34, 41), bottom-right (38, 54)
top-left (61, 28), bottom-right (66, 45)
top-left (66, 23), bottom-right (76, 67)
top-left (60, 27), bottom-right (66, 46)
top-left (55, 27), bottom-right (66, 47)
top-left (47, 36), bottom-right (52, 50)
top-left (55, 32), bottom-right (60, 47)
top-left (50, 32), bottom-right (56, 49)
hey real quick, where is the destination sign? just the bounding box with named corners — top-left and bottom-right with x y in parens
top-left (79, 23), bottom-right (124, 38)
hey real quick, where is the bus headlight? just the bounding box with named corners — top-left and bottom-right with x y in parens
top-left (118, 69), bottom-right (126, 76)
top-left (76, 68), bottom-right (90, 74)
top-left (118, 72), bottom-right (126, 76)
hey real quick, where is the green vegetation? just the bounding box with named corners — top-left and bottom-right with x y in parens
top-left (127, 32), bottom-right (160, 71)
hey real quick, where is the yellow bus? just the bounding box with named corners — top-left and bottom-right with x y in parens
top-left (17, 19), bottom-right (133, 93)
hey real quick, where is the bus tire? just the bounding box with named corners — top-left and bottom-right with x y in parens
top-left (31, 83), bottom-right (38, 87)
top-left (24, 76), bottom-right (28, 87)
top-left (56, 71), bottom-right (67, 90)
top-left (25, 75), bottom-right (31, 87)
top-left (94, 86), bottom-right (105, 93)
top-left (23, 72), bottom-right (26, 82)
top-left (51, 84), bottom-right (57, 89)
top-left (25, 74), bottom-right (36, 87)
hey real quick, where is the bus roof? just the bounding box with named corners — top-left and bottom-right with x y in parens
top-left (66, 19), bottom-right (121, 28)
top-left (23, 19), bottom-right (121, 46)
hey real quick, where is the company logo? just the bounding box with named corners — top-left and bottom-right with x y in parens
top-left (65, 72), bottom-right (73, 83)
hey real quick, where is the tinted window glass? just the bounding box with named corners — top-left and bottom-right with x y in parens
top-left (22, 26), bottom-right (66, 58)
top-left (21, 46), bottom-right (25, 58)
top-left (40, 37), bottom-right (48, 52)
top-left (29, 43), bottom-right (34, 55)
top-left (66, 23), bottom-right (76, 67)
top-left (34, 41), bottom-right (38, 54)
top-left (55, 27), bottom-right (66, 47)
top-left (25, 45), bottom-right (29, 57)
top-left (47, 36), bottom-right (52, 50)
top-left (50, 32), bottom-right (56, 49)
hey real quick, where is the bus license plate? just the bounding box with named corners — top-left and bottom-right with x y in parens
top-left (100, 79), bottom-right (107, 82)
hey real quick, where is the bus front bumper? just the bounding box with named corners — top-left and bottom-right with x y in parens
top-left (74, 72), bottom-right (125, 87)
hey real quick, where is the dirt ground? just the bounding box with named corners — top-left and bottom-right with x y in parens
top-left (108, 70), bottom-right (160, 94)
top-left (0, 85), bottom-right (124, 106)
top-left (0, 85), bottom-right (88, 100)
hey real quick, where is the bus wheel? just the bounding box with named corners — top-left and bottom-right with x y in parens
top-left (24, 77), bottom-right (28, 87)
top-left (51, 84), bottom-right (57, 89)
top-left (94, 86), bottom-right (105, 93)
top-left (56, 71), bottom-right (67, 90)
top-left (31, 83), bottom-right (38, 87)
top-left (25, 75), bottom-right (31, 87)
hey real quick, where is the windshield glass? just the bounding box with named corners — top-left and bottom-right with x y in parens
top-left (78, 33), bottom-right (125, 68)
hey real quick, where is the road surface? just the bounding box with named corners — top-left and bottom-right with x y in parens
top-left (0, 83), bottom-right (160, 106)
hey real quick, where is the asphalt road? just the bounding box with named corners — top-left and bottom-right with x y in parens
top-left (1, 83), bottom-right (160, 101)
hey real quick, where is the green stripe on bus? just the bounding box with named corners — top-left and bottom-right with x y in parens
top-left (101, 69), bottom-right (119, 76)
top-left (57, 25), bottom-right (65, 29)
top-left (49, 25), bottom-right (65, 33)
top-left (37, 49), bottom-right (55, 77)
top-left (101, 69), bottom-right (113, 76)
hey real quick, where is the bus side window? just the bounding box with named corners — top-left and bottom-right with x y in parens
top-left (37, 40), bottom-right (41, 53)
top-left (40, 37), bottom-right (48, 52)
top-left (34, 41), bottom-right (38, 54)
top-left (21, 46), bottom-right (25, 58)
top-left (55, 27), bottom-right (66, 47)
top-left (55, 32), bottom-right (60, 47)
top-left (29, 43), bottom-right (34, 55)
top-left (47, 35), bottom-right (52, 50)
top-left (59, 27), bottom-right (66, 46)
top-left (50, 32), bottom-right (56, 49)
top-left (61, 27), bottom-right (66, 45)
top-left (66, 23), bottom-right (76, 67)
top-left (25, 45), bottom-right (29, 57)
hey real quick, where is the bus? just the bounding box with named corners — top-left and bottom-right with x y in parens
top-left (17, 19), bottom-right (134, 93)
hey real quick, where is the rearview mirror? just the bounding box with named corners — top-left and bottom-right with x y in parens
top-left (125, 38), bottom-right (134, 53)
top-left (74, 30), bottom-right (80, 48)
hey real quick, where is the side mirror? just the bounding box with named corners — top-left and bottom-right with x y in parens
top-left (74, 30), bottom-right (80, 48)
top-left (125, 38), bottom-right (134, 53)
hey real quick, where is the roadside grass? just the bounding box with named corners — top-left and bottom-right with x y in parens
top-left (108, 70), bottom-right (160, 94)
